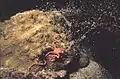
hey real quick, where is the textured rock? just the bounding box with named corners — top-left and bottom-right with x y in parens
top-left (0, 10), bottom-right (70, 73)
top-left (70, 60), bottom-right (114, 79)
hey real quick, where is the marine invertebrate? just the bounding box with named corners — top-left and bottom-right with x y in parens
top-left (33, 34), bottom-right (65, 66)
top-left (45, 34), bottom-right (64, 59)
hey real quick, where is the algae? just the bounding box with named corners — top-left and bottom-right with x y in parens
top-left (0, 10), bottom-right (70, 73)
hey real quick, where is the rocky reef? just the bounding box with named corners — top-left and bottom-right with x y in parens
top-left (0, 9), bottom-right (114, 79)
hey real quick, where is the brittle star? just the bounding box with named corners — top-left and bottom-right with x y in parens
top-left (45, 34), bottom-right (64, 59)
top-left (33, 34), bottom-right (65, 65)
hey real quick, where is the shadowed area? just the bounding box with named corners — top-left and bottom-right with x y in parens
top-left (85, 28), bottom-right (120, 79)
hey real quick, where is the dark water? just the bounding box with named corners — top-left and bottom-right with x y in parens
top-left (0, 0), bottom-right (120, 78)
top-left (0, 0), bottom-right (69, 20)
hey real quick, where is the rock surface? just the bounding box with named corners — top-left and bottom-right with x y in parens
top-left (0, 10), bottom-right (114, 79)
top-left (70, 60), bottom-right (113, 79)
top-left (0, 10), bottom-right (70, 73)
